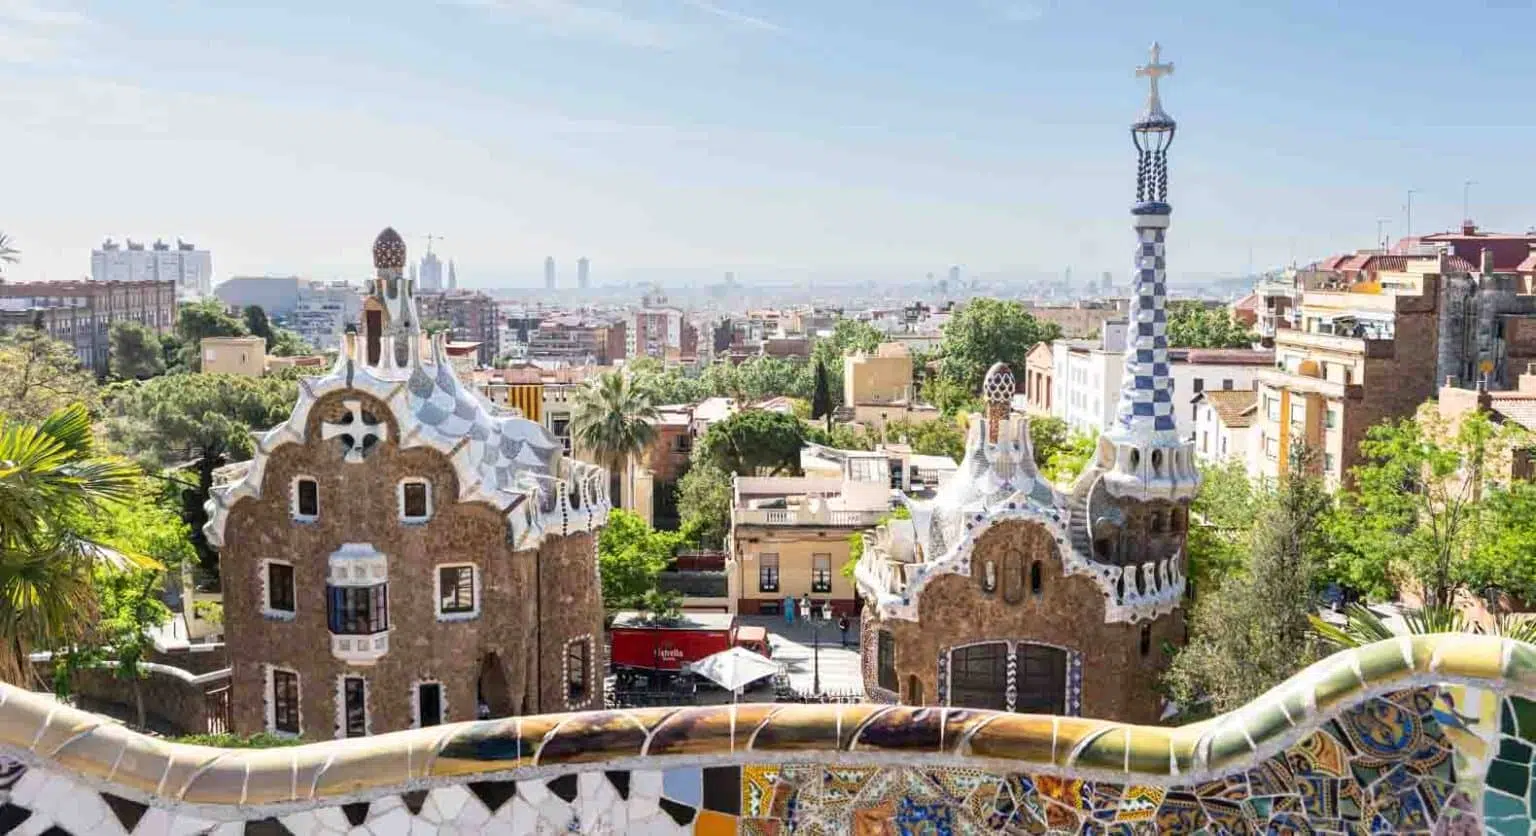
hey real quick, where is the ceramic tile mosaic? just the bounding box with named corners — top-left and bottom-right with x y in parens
top-left (1, 635), bottom-right (1535, 833)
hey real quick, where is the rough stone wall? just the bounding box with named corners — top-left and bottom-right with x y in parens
top-left (34, 666), bottom-right (217, 737)
top-left (865, 520), bottom-right (1180, 724)
top-left (222, 390), bottom-right (602, 739)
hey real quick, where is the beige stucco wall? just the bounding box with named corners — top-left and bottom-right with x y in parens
top-left (732, 525), bottom-right (859, 615)
top-left (844, 345), bottom-right (914, 408)
top-left (201, 336), bottom-right (267, 376)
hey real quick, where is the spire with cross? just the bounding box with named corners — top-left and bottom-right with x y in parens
top-left (1135, 42), bottom-right (1175, 125)
top-left (1095, 42), bottom-right (1199, 503)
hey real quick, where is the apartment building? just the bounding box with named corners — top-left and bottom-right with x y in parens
top-left (1192, 389), bottom-right (1257, 466)
top-left (0, 279), bottom-right (177, 372)
top-left (728, 476), bottom-right (888, 617)
top-left (1048, 322), bottom-right (1270, 440)
top-left (526, 314), bottom-right (626, 365)
top-left (415, 289), bottom-right (498, 366)
top-left (290, 281), bottom-right (362, 351)
top-left (1254, 245), bottom-right (1536, 487)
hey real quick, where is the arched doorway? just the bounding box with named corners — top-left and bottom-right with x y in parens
top-left (477, 652), bottom-right (514, 719)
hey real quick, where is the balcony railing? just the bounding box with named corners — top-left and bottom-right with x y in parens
top-left (732, 507), bottom-right (886, 527)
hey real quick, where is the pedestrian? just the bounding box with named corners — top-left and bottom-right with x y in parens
top-left (784, 596), bottom-right (794, 626)
top-left (837, 616), bottom-right (850, 647)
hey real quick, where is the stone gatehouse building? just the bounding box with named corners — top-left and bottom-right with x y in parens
top-left (205, 228), bottom-right (609, 740)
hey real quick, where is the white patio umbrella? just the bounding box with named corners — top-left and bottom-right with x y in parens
top-left (685, 647), bottom-right (781, 699)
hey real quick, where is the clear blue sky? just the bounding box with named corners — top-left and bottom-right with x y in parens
top-left (2, 0), bottom-right (1533, 286)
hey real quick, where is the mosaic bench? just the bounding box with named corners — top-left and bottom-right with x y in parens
top-left (1, 633), bottom-right (1533, 833)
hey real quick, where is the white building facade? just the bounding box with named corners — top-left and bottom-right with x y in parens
top-left (92, 238), bottom-right (212, 300)
top-left (291, 281), bottom-right (362, 351)
top-left (1051, 325), bottom-right (1271, 441)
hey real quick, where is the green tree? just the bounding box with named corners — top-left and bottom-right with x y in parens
top-left (0, 328), bottom-right (101, 422)
top-left (1311, 602), bottom-right (1536, 653)
top-left (173, 300), bottom-right (247, 370)
top-left (735, 356), bottom-right (813, 401)
top-left (885, 418), bottom-right (965, 462)
top-left (1164, 447), bottom-right (1330, 715)
top-left (1185, 459), bottom-right (1261, 598)
top-left (937, 298), bottom-right (1062, 393)
top-left (810, 358), bottom-right (833, 431)
top-left (569, 370), bottom-right (659, 505)
top-left (1165, 301), bottom-right (1256, 349)
top-left (242, 306), bottom-right (274, 347)
top-left (597, 509), bottom-right (681, 613)
top-left (697, 409), bottom-right (805, 475)
top-left (1027, 416), bottom-right (1071, 468)
top-left (1330, 406), bottom-right (1526, 609)
top-left (1041, 429), bottom-right (1098, 485)
top-left (0, 405), bottom-right (139, 683)
top-left (676, 462), bottom-right (734, 550)
top-left (55, 568), bottom-right (170, 728)
top-left (922, 374), bottom-right (983, 417)
top-left (806, 423), bottom-right (874, 451)
top-left (105, 373), bottom-right (297, 574)
top-left (108, 320), bottom-right (167, 380)
top-left (268, 327), bottom-right (311, 357)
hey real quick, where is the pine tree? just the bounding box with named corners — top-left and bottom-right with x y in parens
top-left (811, 358), bottom-right (833, 432)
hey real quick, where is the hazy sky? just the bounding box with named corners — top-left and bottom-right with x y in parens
top-left (2, 0), bottom-right (1534, 287)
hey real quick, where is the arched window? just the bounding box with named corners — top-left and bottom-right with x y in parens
top-left (1140, 624), bottom-right (1152, 657)
top-left (981, 560), bottom-right (997, 593)
top-left (1002, 551), bottom-right (1025, 604)
top-left (1029, 561), bottom-right (1042, 596)
top-left (907, 675), bottom-right (924, 705)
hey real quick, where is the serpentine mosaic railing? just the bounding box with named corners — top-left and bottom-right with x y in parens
top-left (1, 633), bottom-right (1533, 833)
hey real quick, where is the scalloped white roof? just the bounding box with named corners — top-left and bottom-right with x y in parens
top-left (203, 336), bottom-right (609, 552)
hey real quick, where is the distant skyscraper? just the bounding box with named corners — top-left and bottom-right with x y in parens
top-left (947, 265), bottom-right (961, 287)
top-left (448, 259), bottom-right (457, 290)
top-left (544, 256), bottom-right (556, 290)
top-left (577, 257), bottom-right (590, 290)
top-left (419, 251), bottom-right (443, 291)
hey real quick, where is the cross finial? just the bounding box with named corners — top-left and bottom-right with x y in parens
top-left (1135, 42), bottom-right (1174, 121)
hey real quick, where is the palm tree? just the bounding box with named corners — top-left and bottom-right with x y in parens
top-left (0, 232), bottom-right (17, 275)
top-left (1310, 601), bottom-right (1536, 651)
top-left (569, 370), bottom-right (658, 510)
top-left (0, 404), bottom-right (140, 684)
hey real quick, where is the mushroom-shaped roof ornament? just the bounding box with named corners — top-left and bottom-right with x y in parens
top-left (373, 227), bottom-right (407, 271)
top-left (982, 362), bottom-right (1016, 406)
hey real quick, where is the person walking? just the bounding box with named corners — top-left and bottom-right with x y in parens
top-left (837, 616), bottom-right (850, 648)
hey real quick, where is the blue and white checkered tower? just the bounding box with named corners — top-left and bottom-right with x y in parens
top-left (1098, 43), bottom-right (1200, 502)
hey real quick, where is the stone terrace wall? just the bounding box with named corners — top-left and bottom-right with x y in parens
top-left (0, 634), bottom-right (1532, 834)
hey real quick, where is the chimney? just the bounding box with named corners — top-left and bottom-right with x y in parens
top-left (1463, 220), bottom-right (1477, 236)
top-left (1481, 247), bottom-right (1495, 275)
top-left (1521, 363), bottom-right (1536, 395)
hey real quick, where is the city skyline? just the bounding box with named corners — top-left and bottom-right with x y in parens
top-left (2, 0), bottom-right (1533, 286)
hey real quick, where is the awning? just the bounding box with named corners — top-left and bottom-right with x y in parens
top-left (685, 647), bottom-right (780, 692)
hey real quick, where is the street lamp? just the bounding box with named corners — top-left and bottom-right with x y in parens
top-left (798, 595), bottom-right (827, 697)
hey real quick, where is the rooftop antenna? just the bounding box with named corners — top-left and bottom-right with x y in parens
top-left (1404, 189), bottom-right (1418, 241)
top-left (1376, 218), bottom-right (1392, 250)
top-left (423, 233), bottom-right (444, 255)
top-left (1462, 180), bottom-right (1476, 226)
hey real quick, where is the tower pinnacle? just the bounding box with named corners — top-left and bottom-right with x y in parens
top-left (1096, 44), bottom-right (1199, 502)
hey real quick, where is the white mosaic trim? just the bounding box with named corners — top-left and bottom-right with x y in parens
top-left (258, 559), bottom-right (297, 621)
top-left (334, 674), bottom-right (371, 740)
top-left (433, 563), bottom-right (481, 622)
top-left (263, 664), bottom-right (302, 738)
top-left (562, 634), bottom-right (596, 710)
